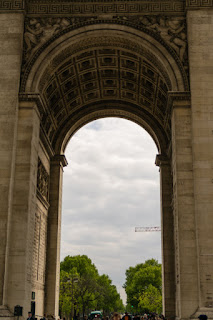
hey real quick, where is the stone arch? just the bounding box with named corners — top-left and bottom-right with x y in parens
top-left (56, 102), bottom-right (167, 154)
top-left (16, 22), bottom-right (186, 317)
top-left (22, 22), bottom-right (188, 92)
top-left (19, 22), bottom-right (181, 319)
top-left (1, 5), bottom-right (212, 320)
top-left (21, 23), bottom-right (188, 159)
top-left (5, 18), bottom-right (192, 320)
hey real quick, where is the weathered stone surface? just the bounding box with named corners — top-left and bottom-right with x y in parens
top-left (0, 12), bottom-right (24, 309)
top-left (188, 9), bottom-right (213, 317)
top-left (3, 102), bottom-right (40, 316)
top-left (0, 2), bottom-right (213, 320)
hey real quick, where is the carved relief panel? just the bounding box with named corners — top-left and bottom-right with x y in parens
top-left (32, 206), bottom-right (48, 289)
top-left (23, 15), bottom-right (187, 65)
top-left (37, 158), bottom-right (49, 203)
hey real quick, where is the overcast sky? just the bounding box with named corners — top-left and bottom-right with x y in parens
top-left (60, 118), bottom-right (161, 304)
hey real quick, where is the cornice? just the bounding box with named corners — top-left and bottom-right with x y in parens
top-left (51, 154), bottom-right (68, 167)
top-left (19, 92), bottom-right (47, 115)
top-left (0, 0), bottom-right (25, 11)
top-left (168, 91), bottom-right (191, 101)
top-left (25, 0), bottom-right (185, 16)
top-left (168, 91), bottom-right (191, 109)
top-left (2, 1), bottom-right (212, 14)
top-left (155, 154), bottom-right (170, 167)
top-left (186, 0), bottom-right (213, 9)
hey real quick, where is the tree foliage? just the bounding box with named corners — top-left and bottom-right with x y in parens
top-left (60, 255), bottom-right (124, 318)
top-left (139, 285), bottom-right (162, 314)
top-left (124, 259), bottom-right (162, 314)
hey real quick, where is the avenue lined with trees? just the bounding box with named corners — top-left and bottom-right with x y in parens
top-left (59, 256), bottom-right (162, 318)
top-left (60, 255), bottom-right (124, 318)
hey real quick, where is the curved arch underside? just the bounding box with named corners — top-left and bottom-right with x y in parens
top-left (22, 24), bottom-right (188, 154)
top-left (57, 101), bottom-right (169, 154)
top-left (42, 46), bottom-right (170, 152)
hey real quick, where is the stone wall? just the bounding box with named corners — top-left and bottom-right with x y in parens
top-left (171, 99), bottom-right (199, 319)
top-left (187, 8), bottom-right (213, 317)
top-left (32, 143), bottom-right (50, 317)
top-left (0, 12), bottom-right (24, 306)
top-left (0, 3), bottom-right (213, 320)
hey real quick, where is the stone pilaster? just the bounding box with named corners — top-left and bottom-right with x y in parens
top-left (156, 155), bottom-right (175, 319)
top-left (187, 8), bottom-right (213, 319)
top-left (0, 12), bottom-right (24, 307)
top-left (45, 155), bottom-right (68, 318)
top-left (3, 101), bottom-right (40, 317)
top-left (171, 94), bottom-right (199, 319)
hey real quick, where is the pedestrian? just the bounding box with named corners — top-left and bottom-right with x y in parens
top-left (198, 315), bottom-right (208, 320)
top-left (27, 312), bottom-right (33, 320)
top-left (111, 313), bottom-right (121, 320)
top-left (41, 314), bottom-right (47, 320)
top-left (122, 312), bottom-right (131, 320)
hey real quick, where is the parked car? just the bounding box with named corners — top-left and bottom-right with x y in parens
top-left (89, 311), bottom-right (103, 320)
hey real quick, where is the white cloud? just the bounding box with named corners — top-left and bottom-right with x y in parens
top-left (61, 118), bottom-right (161, 305)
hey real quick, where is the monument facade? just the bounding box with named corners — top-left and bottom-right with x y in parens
top-left (0, 1), bottom-right (213, 319)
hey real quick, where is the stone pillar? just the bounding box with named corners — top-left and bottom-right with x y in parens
top-left (3, 101), bottom-right (40, 316)
top-left (171, 93), bottom-right (199, 320)
top-left (187, 8), bottom-right (213, 318)
top-left (156, 155), bottom-right (175, 318)
top-left (0, 12), bottom-right (24, 308)
top-left (45, 155), bottom-right (68, 318)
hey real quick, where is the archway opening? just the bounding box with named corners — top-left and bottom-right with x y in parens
top-left (21, 22), bottom-right (180, 318)
top-left (61, 117), bottom-right (161, 311)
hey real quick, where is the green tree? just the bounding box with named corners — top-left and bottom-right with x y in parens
top-left (76, 273), bottom-right (102, 316)
top-left (60, 255), bottom-right (124, 318)
top-left (61, 255), bottom-right (98, 277)
top-left (97, 274), bottom-right (124, 313)
top-left (60, 255), bottom-right (100, 318)
top-left (59, 270), bottom-right (80, 318)
top-left (124, 259), bottom-right (162, 313)
top-left (138, 284), bottom-right (162, 314)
